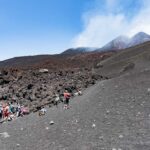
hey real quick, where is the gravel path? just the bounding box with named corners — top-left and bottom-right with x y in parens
top-left (0, 70), bottom-right (150, 150)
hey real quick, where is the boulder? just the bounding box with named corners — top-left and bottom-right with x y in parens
top-left (39, 69), bottom-right (49, 73)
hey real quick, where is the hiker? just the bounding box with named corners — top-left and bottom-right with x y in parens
top-left (77, 89), bottom-right (82, 96)
top-left (59, 93), bottom-right (64, 102)
top-left (54, 94), bottom-right (60, 107)
top-left (21, 106), bottom-right (29, 115)
top-left (39, 107), bottom-right (46, 116)
top-left (73, 88), bottom-right (82, 96)
top-left (9, 102), bottom-right (15, 114)
top-left (63, 90), bottom-right (71, 109)
top-left (2, 103), bottom-right (10, 120)
top-left (16, 103), bottom-right (21, 117)
top-left (0, 104), bottom-right (2, 119)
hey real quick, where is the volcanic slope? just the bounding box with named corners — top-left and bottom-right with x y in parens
top-left (0, 68), bottom-right (150, 150)
top-left (96, 41), bottom-right (150, 77)
top-left (0, 51), bottom-right (114, 70)
top-left (0, 42), bottom-right (150, 150)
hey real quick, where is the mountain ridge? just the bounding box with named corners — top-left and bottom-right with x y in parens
top-left (97, 31), bottom-right (150, 52)
top-left (0, 32), bottom-right (150, 68)
top-left (61, 32), bottom-right (150, 54)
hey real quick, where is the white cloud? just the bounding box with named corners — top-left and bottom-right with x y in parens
top-left (128, 0), bottom-right (150, 36)
top-left (73, 0), bottom-right (150, 47)
top-left (73, 14), bottom-right (128, 47)
top-left (106, 0), bottom-right (119, 12)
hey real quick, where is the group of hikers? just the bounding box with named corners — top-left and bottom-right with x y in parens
top-left (0, 88), bottom-right (82, 122)
top-left (38, 89), bottom-right (82, 116)
top-left (0, 102), bottom-right (29, 122)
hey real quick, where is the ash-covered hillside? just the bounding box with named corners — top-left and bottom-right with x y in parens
top-left (1, 40), bottom-right (150, 150)
top-left (0, 51), bottom-right (114, 69)
top-left (96, 41), bottom-right (150, 77)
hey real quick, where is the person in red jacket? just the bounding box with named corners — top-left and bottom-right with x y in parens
top-left (2, 103), bottom-right (9, 120)
top-left (63, 90), bottom-right (71, 109)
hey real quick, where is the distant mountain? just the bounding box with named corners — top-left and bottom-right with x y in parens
top-left (0, 51), bottom-right (114, 70)
top-left (96, 32), bottom-right (150, 52)
top-left (128, 32), bottom-right (150, 47)
top-left (61, 32), bottom-right (150, 55)
top-left (61, 47), bottom-right (97, 55)
top-left (0, 32), bottom-right (150, 69)
top-left (0, 55), bottom-right (54, 68)
top-left (61, 48), bottom-right (87, 55)
top-left (97, 36), bottom-right (130, 51)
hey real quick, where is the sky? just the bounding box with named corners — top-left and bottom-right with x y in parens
top-left (0, 0), bottom-right (150, 60)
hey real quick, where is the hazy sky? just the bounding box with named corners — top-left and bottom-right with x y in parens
top-left (0, 0), bottom-right (149, 60)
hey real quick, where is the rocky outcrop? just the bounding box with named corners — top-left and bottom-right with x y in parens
top-left (0, 68), bottom-right (107, 112)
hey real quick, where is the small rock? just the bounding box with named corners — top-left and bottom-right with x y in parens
top-left (119, 135), bottom-right (123, 138)
top-left (130, 105), bottom-right (134, 108)
top-left (92, 123), bottom-right (96, 128)
top-left (16, 144), bottom-right (20, 147)
top-left (115, 85), bottom-right (118, 88)
top-left (99, 136), bottom-right (104, 140)
top-left (45, 127), bottom-right (49, 130)
top-left (75, 119), bottom-right (78, 123)
top-left (77, 129), bottom-right (81, 132)
top-left (0, 132), bottom-right (10, 138)
top-left (137, 112), bottom-right (141, 116)
top-left (106, 110), bottom-right (110, 114)
top-left (52, 142), bottom-right (55, 145)
top-left (141, 103), bottom-right (144, 106)
top-left (49, 121), bottom-right (54, 125)
top-left (99, 103), bottom-right (101, 106)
